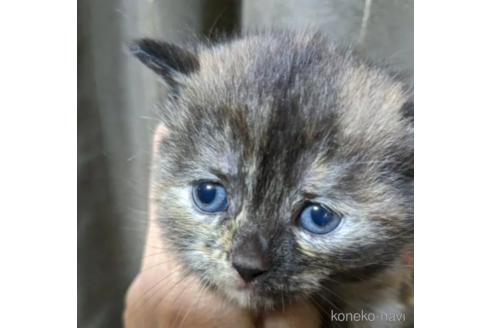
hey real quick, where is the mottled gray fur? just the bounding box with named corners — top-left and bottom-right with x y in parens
top-left (129, 29), bottom-right (414, 328)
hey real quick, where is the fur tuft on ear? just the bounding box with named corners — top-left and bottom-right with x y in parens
top-left (127, 39), bottom-right (199, 92)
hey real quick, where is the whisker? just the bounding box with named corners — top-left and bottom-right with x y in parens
top-left (317, 284), bottom-right (350, 305)
top-left (169, 278), bottom-right (197, 328)
top-left (178, 277), bottom-right (208, 328)
top-left (313, 290), bottom-right (343, 313)
top-left (115, 248), bottom-right (197, 264)
top-left (308, 295), bottom-right (331, 321)
top-left (140, 116), bottom-right (161, 122)
top-left (127, 150), bottom-right (151, 162)
top-left (127, 266), bottom-right (184, 313)
top-left (144, 270), bottom-right (192, 323)
top-left (138, 258), bottom-right (178, 274)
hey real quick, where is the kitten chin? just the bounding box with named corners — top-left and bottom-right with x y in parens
top-left (131, 28), bottom-right (413, 327)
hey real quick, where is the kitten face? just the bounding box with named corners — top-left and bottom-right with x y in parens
top-left (132, 30), bottom-right (413, 310)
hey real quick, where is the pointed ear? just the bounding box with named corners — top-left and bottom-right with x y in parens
top-left (127, 39), bottom-right (199, 92)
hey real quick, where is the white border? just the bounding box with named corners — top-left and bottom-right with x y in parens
top-left (416, 1), bottom-right (492, 327)
top-left (0, 1), bottom-right (75, 327)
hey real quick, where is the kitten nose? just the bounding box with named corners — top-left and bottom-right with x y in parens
top-left (232, 255), bottom-right (268, 283)
top-left (231, 227), bottom-right (270, 283)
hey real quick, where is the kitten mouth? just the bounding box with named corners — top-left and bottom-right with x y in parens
top-left (213, 274), bottom-right (263, 307)
top-left (222, 277), bottom-right (279, 309)
top-left (230, 276), bottom-right (255, 294)
top-left (225, 285), bottom-right (269, 309)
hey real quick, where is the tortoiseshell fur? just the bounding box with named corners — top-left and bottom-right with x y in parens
top-left (131, 29), bottom-right (414, 328)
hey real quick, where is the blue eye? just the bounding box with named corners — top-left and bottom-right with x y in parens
top-left (298, 204), bottom-right (341, 234)
top-left (192, 182), bottom-right (228, 212)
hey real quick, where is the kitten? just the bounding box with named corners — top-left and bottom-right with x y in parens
top-left (129, 29), bottom-right (414, 328)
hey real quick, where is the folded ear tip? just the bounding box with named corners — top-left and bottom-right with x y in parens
top-left (126, 39), bottom-right (171, 58)
top-left (126, 38), bottom-right (199, 92)
top-left (126, 39), bottom-right (144, 54)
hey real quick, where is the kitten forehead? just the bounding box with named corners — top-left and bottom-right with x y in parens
top-left (158, 30), bottom-right (413, 202)
top-left (175, 31), bottom-right (411, 148)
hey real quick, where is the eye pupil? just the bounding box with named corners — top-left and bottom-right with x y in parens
top-left (298, 203), bottom-right (342, 235)
top-left (192, 182), bottom-right (228, 212)
top-left (197, 183), bottom-right (217, 204)
top-left (310, 206), bottom-right (329, 226)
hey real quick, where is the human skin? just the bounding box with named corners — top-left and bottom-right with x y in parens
top-left (122, 125), bottom-right (413, 328)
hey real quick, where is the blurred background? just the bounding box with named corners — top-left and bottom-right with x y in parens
top-left (78, 0), bottom-right (413, 327)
